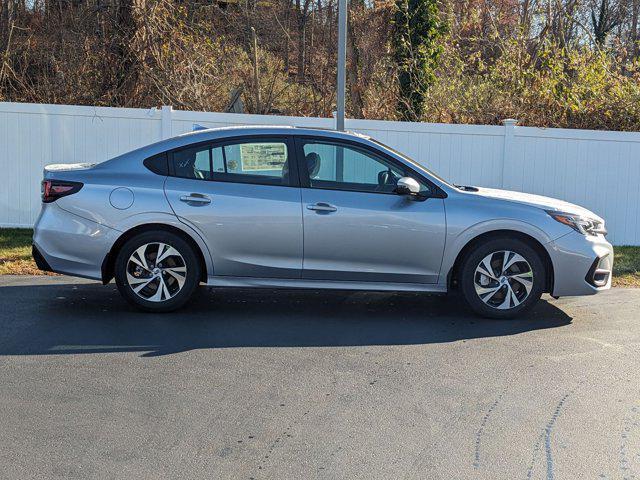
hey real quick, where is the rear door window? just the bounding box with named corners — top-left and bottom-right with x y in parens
top-left (211, 139), bottom-right (294, 186)
top-left (169, 137), bottom-right (297, 186)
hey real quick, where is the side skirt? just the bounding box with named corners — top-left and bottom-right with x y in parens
top-left (204, 275), bottom-right (447, 293)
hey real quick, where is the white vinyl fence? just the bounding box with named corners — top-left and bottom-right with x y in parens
top-left (1, 102), bottom-right (639, 245)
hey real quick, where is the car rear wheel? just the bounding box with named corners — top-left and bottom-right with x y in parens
top-left (114, 231), bottom-right (201, 312)
top-left (459, 237), bottom-right (545, 319)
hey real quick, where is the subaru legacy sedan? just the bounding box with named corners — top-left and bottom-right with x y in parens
top-left (33, 126), bottom-right (613, 318)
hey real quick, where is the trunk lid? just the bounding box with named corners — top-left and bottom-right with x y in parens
top-left (43, 163), bottom-right (96, 179)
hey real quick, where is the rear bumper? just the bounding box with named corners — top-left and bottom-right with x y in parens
top-left (547, 232), bottom-right (613, 297)
top-left (32, 244), bottom-right (54, 273)
top-left (33, 203), bottom-right (120, 281)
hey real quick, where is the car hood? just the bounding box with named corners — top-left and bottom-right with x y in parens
top-left (470, 186), bottom-right (602, 221)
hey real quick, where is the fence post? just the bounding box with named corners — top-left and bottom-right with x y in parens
top-left (501, 118), bottom-right (517, 188)
top-left (161, 105), bottom-right (173, 140)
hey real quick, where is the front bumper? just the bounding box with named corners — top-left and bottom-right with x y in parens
top-left (547, 231), bottom-right (614, 297)
top-left (33, 203), bottom-right (120, 281)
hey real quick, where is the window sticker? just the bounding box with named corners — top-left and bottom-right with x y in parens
top-left (239, 143), bottom-right (287, 171)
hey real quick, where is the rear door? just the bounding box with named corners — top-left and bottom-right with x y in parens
top-left (164, 136), bottom-right (303, 279)
top-left (296, 137), bottom-right (446, 284)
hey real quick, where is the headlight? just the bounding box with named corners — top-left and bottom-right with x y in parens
top-left (546, 210), bottom-right (607, 236)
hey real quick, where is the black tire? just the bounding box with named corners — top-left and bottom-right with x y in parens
top-left (459, 237), bottom-right (545, 319)
top-left (114, 230), bottom-right (201, 312)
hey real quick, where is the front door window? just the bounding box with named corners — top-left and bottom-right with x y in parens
top-left (300, 141), bottom-right (430, 195)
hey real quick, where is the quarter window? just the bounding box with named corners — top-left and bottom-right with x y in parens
top-left (143, 153), bottom-right (168, 175)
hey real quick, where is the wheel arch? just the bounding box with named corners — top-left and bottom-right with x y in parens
top-left (101, 223), bottom-right (209, 284)
top-left (447, 229), bottom-right (555, 293)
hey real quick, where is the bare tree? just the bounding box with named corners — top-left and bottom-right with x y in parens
top-left (295, 0), bottom-right (313, 79)
top-left (591, 0), bottom-right (622, 44)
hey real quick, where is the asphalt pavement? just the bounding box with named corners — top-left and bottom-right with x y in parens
top-left (0, 275), bottom-right (638, 479)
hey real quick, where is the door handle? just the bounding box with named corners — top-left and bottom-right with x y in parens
top-left (307, 202), bottom-right (337, 212)
top-left (180, 194), bottom-right (211, 205)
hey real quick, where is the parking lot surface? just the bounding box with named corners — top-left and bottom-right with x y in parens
top-left (0, 275), bottom-right (638, 479)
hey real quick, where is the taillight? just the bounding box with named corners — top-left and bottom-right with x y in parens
top-left (41, 180), bottom-right (83, 203)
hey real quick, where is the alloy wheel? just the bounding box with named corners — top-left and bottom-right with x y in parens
top-left (473, 250), bottom-right (533, 310)
top-left (125, 242), bottom-right (187, 302)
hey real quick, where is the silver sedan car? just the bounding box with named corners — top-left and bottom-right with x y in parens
top-left (33, 126), bottom-right (613, 318)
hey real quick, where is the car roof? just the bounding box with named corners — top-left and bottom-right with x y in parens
top-left (176, 125), bottom-right (371, 142)
top-left (117, 125), bottom-right (375, 160)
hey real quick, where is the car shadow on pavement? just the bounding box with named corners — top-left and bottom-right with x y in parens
top-left (0, 281), bottom-right (572, 357)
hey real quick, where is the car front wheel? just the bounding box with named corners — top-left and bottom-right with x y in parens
top-left (459, 237), bottom-right (546, 319)
top-left (114, 231), bottom-right (201, 312)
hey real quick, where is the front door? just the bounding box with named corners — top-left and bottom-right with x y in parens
top-left (164, 136), bottom-right (303, 279)
top-left (296, 137), bottom-right (446, 284)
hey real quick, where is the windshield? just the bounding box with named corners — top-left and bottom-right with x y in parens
top-left (370, 139), bottom-right (453, 187)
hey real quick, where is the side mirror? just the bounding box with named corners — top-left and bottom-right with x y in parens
top-left (396, 176), bottom-right (421, 196)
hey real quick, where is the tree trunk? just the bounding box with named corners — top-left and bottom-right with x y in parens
top-left (296, 0), bottom-right (306, 79)
top-left (347, 8), bottom-right (363, 118)
top-left (113, 0), bottom-right (139, 104)
top-left (0, 1), bottom-right (9, 52)
top-left (632, 0), bottom-right (639, 55)
top-left (296, 0), bottom-right (312, 80)
top-left (284, 0), bottom-right (292, 73)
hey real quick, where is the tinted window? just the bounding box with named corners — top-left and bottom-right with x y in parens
top-left (143, 153), bottom-right (169, 175)
top-left (173, 145), bottom-right (212, 180)
top-left (301, 141), bottom-right (430, 194)
top-left (211, 140), bottom-right (291, 186)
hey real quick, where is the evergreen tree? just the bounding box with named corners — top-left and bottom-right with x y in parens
top-left (393, 0), bottom-right (447, 121)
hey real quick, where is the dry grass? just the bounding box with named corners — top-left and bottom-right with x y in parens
top-left (1, 228), bottom-right (639, 287)
top-left (0, 229), bottom-right (43, 275)
top-left (612, 246), bottom-right (640, 288)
